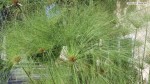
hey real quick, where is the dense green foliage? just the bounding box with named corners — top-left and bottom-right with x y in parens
top-left (0, 0), bottom-right (139, 84)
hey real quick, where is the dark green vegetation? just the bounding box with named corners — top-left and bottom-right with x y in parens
top-left (0, 0), bottom-right (139, 84)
